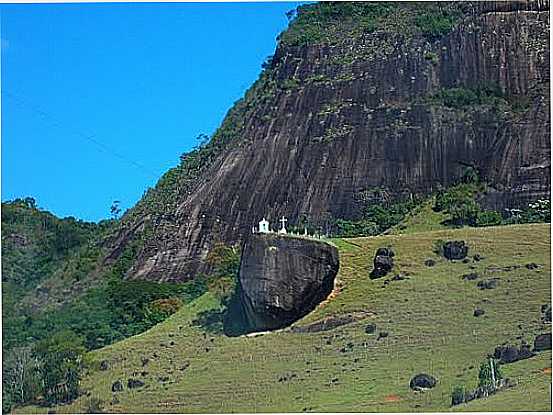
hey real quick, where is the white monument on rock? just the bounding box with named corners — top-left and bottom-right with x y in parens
top-left (258, 218), bottom-right (269, 233)
top-left (278, 216), bottom-right (288, 234)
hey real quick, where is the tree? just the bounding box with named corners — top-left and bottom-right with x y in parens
top-left (110, 200), bottom-right (122, 220)
top-left (2, 347), bottom-right (42, 410)
top-left (34, 330), bottom-right (86, 405)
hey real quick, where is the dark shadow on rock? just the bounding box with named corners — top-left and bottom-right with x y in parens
top-left (223, 234), bottom-right (339, 336)
top-left (443, 241), bottom-right (469, 260)
top-left (370, 247), bottom-right (395, 279)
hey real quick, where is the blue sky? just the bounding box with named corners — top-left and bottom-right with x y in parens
top-left (1, 1), bottom-right (300, 222)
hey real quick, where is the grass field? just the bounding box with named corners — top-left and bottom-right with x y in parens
top-left (19, 223), bottom-right (551, 413)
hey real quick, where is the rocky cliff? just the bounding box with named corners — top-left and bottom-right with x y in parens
top-left (223, 233), bottom-right (339, 335)
top-left (107, 1), bottom-right (550, 282)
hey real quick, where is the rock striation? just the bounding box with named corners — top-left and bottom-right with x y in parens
top-left (106, 1), bottom-right (550, 282)
top-left (224, 233), bottom-right (339, 335)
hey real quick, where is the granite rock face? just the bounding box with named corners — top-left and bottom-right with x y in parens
top-left (224, 234), bottom-right (339, 335)
top-left (107, 1), bottom-right (550, 282)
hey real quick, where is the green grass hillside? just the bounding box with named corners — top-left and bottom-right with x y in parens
top-left (19, 223), bottom-right (551, 413)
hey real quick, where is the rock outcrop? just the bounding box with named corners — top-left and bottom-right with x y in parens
top-left (224, 234), bottom-right (339, 335)
top-left (106, 1), bottom-right (550, 282)
top-left (409, 373), bottom-right (437, 390)
top-left (533, 333), bottom-right (552, 351)
top-left (443, 241), bottom-right (469, 260)
top-left (370, 247), bottom-right (395, 279)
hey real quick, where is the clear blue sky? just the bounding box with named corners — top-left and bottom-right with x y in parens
top-left (1, 1), bottom-right (301, 222)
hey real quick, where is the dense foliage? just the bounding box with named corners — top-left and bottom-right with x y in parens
top-left (279, 2), bottom-right (465, 47)
top-left (478, 359), bottom-right (503, 387)
top-left (434, 177), bottom-right (550, 228)
top-left (1, 199), bottom-right (106, 290)
top-left (429, 84), bottom-right (507, 109)
top-left (414, 6), bottom-right (463, 40)
top-left (2, 331), bottom-right (86, 411)
top-left (279, 2), bottom-right (397, 46)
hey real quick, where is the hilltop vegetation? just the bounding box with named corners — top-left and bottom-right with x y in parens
top-left (15, 223), bottom-right (549, 413)
top-left (278, 1), bottom-right (466, 46)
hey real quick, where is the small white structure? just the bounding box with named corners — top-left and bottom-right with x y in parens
top-left (278, 216), bottom-right (287, 234)
top-left (258, 218), bottom-right (269, 233)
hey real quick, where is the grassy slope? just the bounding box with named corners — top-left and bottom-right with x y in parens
top-left (387, 197), bottom-right (450, 235)
top-left (21, 224), bottom-right (551, 413)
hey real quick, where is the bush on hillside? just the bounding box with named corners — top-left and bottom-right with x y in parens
top-left (451, 385), bottom-right (466, 406)
top-left (476, 210), bottom-right (503, 227)
top-left (478, 359), bottom-right (503, 388)
top-left (34, 330), bottom-right (86, 405)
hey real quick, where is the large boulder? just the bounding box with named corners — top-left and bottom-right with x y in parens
top-left (493, 344), bottom-right (535, 364)
top-left (409, 373), bottom-right (437, 390)
top-left (370, 248), bottom-right (395, 279)
top-left (224, 234), bottom-right (339, 336)
top-left (443, 241), bottom-right (469, 260)
top-left (533, 333), bottom-right (552, 351)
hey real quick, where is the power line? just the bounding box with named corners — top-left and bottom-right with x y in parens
top-left (2, 90), bottom-right (160, 179)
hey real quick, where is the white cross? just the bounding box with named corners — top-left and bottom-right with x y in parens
top-left (279, 216), bottom-right (287, 229)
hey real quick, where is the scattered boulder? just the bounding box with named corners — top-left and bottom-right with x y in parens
top-left (127, 379), bottom-right (145, 389)
top-left (141, 357), bottom-right (149, 366)
top-left (391, 273), bottom-right (408, 281)
top-left (409, 373), bottom-right (437, 390)
top-left (370, 248), bottom-right (395, 279)
top-left (493, 344), bottom-right (535, 364)
top-left (424, 259), bottom-right (436, 267)
top-left (111, 380), bottom-right (124, 392)
top-left (533, 333), bottom-right (552, 351)
top-left (517, 343), bottom-right (535, 360)
top-left (278, 373), bottom-right (297, 382)
top-left (473, 253), bottom-right (483, 261)
top-left (525, 262), bottom-right (539, 270)
top-left (496, 345), bottom-right (520, 363)
top-left (99, 360), bottom-right (109, 371)
top-left (462, 258), bottom-right (470, 264)
top-left (473, 308), bottom-right (485, 317)
top-left (477, 279), bottom-right (498, 290)
top-left (462, 272), bottom-right (479, 281)
top-left (377, 331), bottom-right (389, 340)
top-left (443, 241), bottom-right (468, 260)
top-left (365, 323), bottom-right (377, 335)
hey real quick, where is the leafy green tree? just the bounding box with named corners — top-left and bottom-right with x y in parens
top-left (476, 210), bottom-right (503, 227)
top-left (2, 347), bottom-right (42, 411)
top-left (449, 197), bottom-right (480, 226)
top-left (478, 359), bottom-right (502, 388)
top-left (34, 330), bottom-right (86, 405)
top-left (110, 200), bottom-right (122, 220)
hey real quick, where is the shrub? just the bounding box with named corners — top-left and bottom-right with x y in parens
top-left (434, 183), bottom-right (482, 226)
top-left (414, 7), bottom-right (462, 40)
top-left (478, 359), bottom-right (502, 388)
top-left (145, 298), bottom-right (183, 323)
top-left (332, 219), bottom-right (379, 238)
top-left (476, 210), bottom-right (503, 227)
top-left (451, 385), bottom-right (465, 406)
top-left (34, 330), bottom-right (86, 405)
top-left (505, 199), bottom-right (551, 225)
top-left (429, 84), bottom-right (506, 109)
top-left (449, 197), bottom-right (480, 226)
